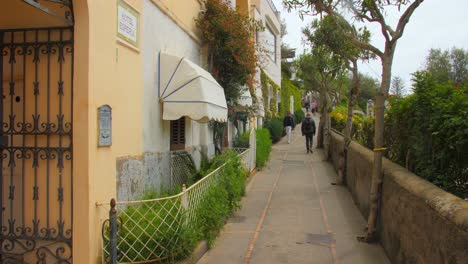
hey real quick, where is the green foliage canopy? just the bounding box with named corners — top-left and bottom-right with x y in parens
top-left (424, 47), bottom-right (468, 85)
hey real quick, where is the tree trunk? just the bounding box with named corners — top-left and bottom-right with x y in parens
top-left (405, 149), bottom-right (411, 170)
top-left (322, 91), bottom-right (332, 160)
top-left (317, 114), bottom-right (325, 148)
top-left (336, 62), bottom-right (360, 185)
top-left (361, 51), bottom-right (394, 242)
top-left (317, 88), bottom-right (327, 148)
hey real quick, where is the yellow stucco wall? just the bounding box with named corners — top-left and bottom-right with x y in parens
top-left (0, 0), bottom-right (71, 29)
top-left (72, 0), bottom-right (92, 262)
top-left (1, 0), bottom-right (144, 263)
top-left (87, 0), bottom-right (144, 262)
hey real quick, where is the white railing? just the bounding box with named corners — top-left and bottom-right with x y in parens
top-left (170, 150), bottom-right (196, 189)
top-left (98, 134), bottom-right (256, 263)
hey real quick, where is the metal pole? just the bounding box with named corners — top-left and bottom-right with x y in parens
top-left (109, 198), bottom-right (118, 264)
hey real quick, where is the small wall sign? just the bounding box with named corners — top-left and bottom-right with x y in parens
top-left (117, 0), bottom-right (139, 47)
top-left (98, 105), bottom-right (112, 147)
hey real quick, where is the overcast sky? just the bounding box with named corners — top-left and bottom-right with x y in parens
top-left (273, 0), bottom-right (468, 89)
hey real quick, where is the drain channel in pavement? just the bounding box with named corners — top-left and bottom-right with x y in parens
top-left (296, 233), bottom-right (335, 246)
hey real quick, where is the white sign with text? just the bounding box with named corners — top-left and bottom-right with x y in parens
top-left (117, 1), bottom-right (138, 47)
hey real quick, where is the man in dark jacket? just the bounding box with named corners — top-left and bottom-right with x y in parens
top-left (301, 112), bottom-right (316, 153)
top-left (283, 111), bottom-right (295, 144)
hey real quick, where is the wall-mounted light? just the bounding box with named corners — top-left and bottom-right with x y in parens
top-left (23, 0), bottom-right (73, 26)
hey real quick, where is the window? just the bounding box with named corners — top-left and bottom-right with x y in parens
top-left (170, 117), bottom-right (186, 151)
top-left (265, 24), bottom-right (277, 62)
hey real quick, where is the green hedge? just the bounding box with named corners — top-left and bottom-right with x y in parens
top-left (294, 110), bottom-right (305, 124)
top-left (256, 128), bottom-right (272, 169)
top-left (195, 150), bottom-right (248, 244)
top-left (233, 131), bottom-right (250, 148)
top-left (264, 118), bottom-right (284, 143)
top-left (330, 72), bottom-right (468, 198)
top-left (384, 72), bottom-right (467, 198)
top-left (106, 151), bottom-right (249, 262)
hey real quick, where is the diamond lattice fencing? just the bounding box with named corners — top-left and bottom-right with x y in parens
top-left (99, 131), bottom-right (256, 263)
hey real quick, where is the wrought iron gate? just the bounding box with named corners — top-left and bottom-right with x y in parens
top-left (0, 27), bottom-right (73, 263)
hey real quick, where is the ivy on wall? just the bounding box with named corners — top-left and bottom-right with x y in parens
top-left (260, 69), bottom-right (280, 119)
top-left (280, 74), bottom-right (302, 117)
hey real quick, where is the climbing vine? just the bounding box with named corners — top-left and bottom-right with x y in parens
top-left (260, 69), bottom-right (280, 119)
top-left (197, 0), bottom-right (262, 105)
top-left (280, 75), bottom-right (302, 117)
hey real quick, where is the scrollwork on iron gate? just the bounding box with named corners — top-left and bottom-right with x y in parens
top-left (0, 26), bottom-right (73, 263)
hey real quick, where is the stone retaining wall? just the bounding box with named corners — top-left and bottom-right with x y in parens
top-left (330, 131), bottom-right (468, 264)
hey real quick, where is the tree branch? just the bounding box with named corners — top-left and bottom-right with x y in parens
top-left (394, 0), bottom-right (424, 42)
top-left (319, 2), bottom-right (384, 58)
top-left (348, 4), bottom-right (379, 23)
top-left (368, 0), bottom-right (392, 43)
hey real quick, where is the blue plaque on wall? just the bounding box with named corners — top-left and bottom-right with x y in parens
top-left (98, 105), bottom-right (112, 147)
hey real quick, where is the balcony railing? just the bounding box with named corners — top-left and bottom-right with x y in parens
top-left (266, 0), bottom-right (279, 14)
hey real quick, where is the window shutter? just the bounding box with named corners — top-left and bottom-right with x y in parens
top-left (170, 117), bottom-right (186, 150)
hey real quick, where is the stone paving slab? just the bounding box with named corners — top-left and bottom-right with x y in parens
top-left (198, 117), bottom-right (390, 264)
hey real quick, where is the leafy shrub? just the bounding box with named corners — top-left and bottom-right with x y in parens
top-left (354, 117), bottom-right (374, 149)
top-left (208, 150), bottom-right (247, 198)
top-left (108, 151), bottom-right (249, 262)
top-left (105, 189), bottom-right (191, 263)
top-left (233, 131), bottom-right (250, 148)
top-left (333, 72), bottom-right (467, 198)
top-left (256, 128), bottom-right (272, 169)
top-left (330, 105), bottom-right (347, 132)
top-left (264, 118), bottom-right (284, 143)
top-left (196, 183), bottom-right (230, 245)
top-left (195, 150), bottom-right (248, 245)
top-left (330, 104), bottom-right (367, 140)
top-left (294, 109), bottom-right (305, 124)
top-left (384, 72), bottom-right (468, 198)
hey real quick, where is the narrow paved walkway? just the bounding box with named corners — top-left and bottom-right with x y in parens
top-left (198, 117), bottom-right (390, 264)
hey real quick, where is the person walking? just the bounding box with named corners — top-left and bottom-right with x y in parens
top-left (311, 100), bottom-right (317, 116)
top-left (283, 111), bottom-right (295, 144)
top-left (301, 112), bottom-right (316, 153)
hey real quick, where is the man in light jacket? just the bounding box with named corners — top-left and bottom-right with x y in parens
top-left (283, 111), bottom-right (295, 144)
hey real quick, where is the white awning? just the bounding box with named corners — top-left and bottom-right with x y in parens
top-left (158, 52), bottom-right (228, 123)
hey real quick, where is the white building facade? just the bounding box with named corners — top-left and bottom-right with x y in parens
top-left (252, 0), bottom-right (282, 126)
top-left (117, 0), bottom-right (227, 201)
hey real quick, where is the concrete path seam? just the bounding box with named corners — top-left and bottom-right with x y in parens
top-left (243, 149), bottom-right (288, 264)
top-left (308, 156), bottom-right (339, 264)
